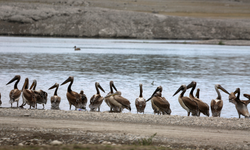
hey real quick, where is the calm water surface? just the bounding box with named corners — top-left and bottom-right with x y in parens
top-left (0, 36), bottom-right (250, 118)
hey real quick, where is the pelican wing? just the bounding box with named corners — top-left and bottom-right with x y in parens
top-left (66, 91), bottom-right (80, 105)
top-left (182, 96), bottom-right (198, 111)
top-left (152, 96), bottom-right (171, 115)
top-left (9, 89), bottom-right (21, 101)
top-left (114, 95), bottom-right (131, 110)
top-left (210, 99), bottom-right (223, 111)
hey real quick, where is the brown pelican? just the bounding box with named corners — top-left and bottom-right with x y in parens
top-left (30, 80), bottom-right (48, 109)
top-left (146, 86), bottom-right (171, 115)
top-left (20, 78), bottom-right (36, 109)
top-left (187, 81), bottom-right (210, 117)
top-left (135, 84), bottom-right (146, 114)
top-left (196, 88), bottom-right (200, 99)
top-left (74, 46), bottom-right (80, 51)
top-left (229, 88), bottom-right (250, 118)
top-left (173, 84), bottom-right (199, 116)
top-left (48, 83), bottom-right (61, 110)
top-left (106, 90), bottom-right (131, 112)
top-left (210, 84), bottom-right (229, 117)
top-left (104, 81), bottom-right (121, 112)
top-left (89, 82), bottom-right (105, 112)
top-left (6, 75), bottom-right (22, 107)
top-left (79, 90), bottom-right (88, 110)
top-left (61, 76), bottom-right (81, 110)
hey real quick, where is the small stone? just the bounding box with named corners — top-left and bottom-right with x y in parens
top-left (18, 143), bottom-right (23, 146)
top-left (50, 140), bottom-right (63, 145)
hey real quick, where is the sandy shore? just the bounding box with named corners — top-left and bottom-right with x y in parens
top-left (0, 108), bottom-right (249, 149)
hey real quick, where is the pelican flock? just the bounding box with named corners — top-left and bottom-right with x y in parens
top-left (1, 75), bottom-right (249, 118)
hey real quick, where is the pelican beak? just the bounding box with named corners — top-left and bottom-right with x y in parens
top-left (243, 94), bottom-right (250, 99)
top-left (98, 84), bottom-right (105, 93)
top-left (49, 83), bottom-right (58, 90)
top-left (61, 76), bottom-right (73, 85)
top-left (29, 80), bottom-right (35, 90)
top-left (173, 85), bottom-right (183, 97)
top-left (112, 83), bottom-right (118, 92)
top-left (6, 75), bottom-right (19, 85)
top-left (218, 85), bottom-right (230, 95)
top-left (146, 87), bottom-right (160, 102)
top-left (186, 81), bottom-right (195, 89)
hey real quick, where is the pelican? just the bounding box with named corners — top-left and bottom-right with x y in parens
top-left (79, 90), bottom-right (88, 110)
top-left (74, 46), bottom-right (80, 51)
top-left (48, 83), bottom-right (61, 110)
top-left (89, 82), bottom-right (105, 112)
top-left (30, 80), bottom-right (48, 109)
top-left (210, 84), bottom-right (229, 117)
top-left (187, 81), bottom-right (210, 117)
top-left (20, 78), bottom-right (36, 109)
top-left (196, 88), bottom-right (200, 99)
top-left (135, 84), bottom-right (146, 114)
top-left (108, 91), bottom-right (131, 112)
top-left (104, 81), bottom-right (121, 112)
top-left (173, 84), bottom-right (199, 116)
top-left (146, 86), bottom-right (171, 115)
top-left (6, 75), bottom-right (22, 107)
top-left (229, 88), bottom-right (250, 118)
top-left (61, 76), bottom-right (81, 110)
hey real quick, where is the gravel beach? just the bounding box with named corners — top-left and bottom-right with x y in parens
top-left (0, 108), bottom-right (249, 149)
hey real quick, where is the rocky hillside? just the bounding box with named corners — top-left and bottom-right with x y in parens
top-left (0, 0), bottom-right (250, 39)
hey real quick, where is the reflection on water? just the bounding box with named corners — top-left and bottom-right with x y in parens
top-left (0, 36), bottom-right (250, 118)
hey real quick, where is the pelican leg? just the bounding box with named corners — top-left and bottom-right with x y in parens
top-left (69, 104), bottom-right (71, 110)
top-left (17, 101), bottom-right (19, 107)
top-left (43, 104), bottom-right (45, 109)
top-left (98, 106), bottom-right (100, 112)
top-left (11, 103), bottom-right (12, 108)
top-left (188, 112), bottom-right (190, 116)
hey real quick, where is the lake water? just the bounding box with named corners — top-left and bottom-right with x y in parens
top-left (0, 36), bottom-right (250, 118)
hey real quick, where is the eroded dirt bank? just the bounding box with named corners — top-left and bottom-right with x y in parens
top-left (0, 108), bottom-right (249, 150)
top-left (0, 0), bottom-right (250, 40)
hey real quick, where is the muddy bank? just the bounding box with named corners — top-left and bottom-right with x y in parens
top-left (0, 0), bottom-right (250, 40)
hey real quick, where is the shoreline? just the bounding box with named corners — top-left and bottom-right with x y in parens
top-left (0, 108), bottom-right (249, 149)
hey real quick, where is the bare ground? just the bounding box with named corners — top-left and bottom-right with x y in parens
top-left (0, 108), bottom-right (249, 149)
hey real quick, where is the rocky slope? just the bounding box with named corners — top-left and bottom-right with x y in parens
top-left (0, 0), bottom-right (250, 39)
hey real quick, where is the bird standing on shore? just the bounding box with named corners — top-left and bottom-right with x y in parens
top-left (147, 86), bottom-right (171, 115)
top-left (30, 80), bottom-right (48, 109)
top-left (173, 84), bottom-right (199, 116)
top-left (187, 81), bottom-right (210, 117)
top-left (89, 82), bottom-right (105, 112)
top-left (229, 88), bottom-right (250, 118)
top-left (20, 78), bottom-right (36, 109)
top-left (135, 84), bottom-right (146, 114)
top-left (210, 84), bottom-right (229, 117)
top-left (6, 75), bottom-right (22, 107)
top-left (48, 83), bottom-right (61, 110)
top-left (104, 81), bottom-right (120, 112)
top-left (61, 76), bottom-right (81, 110)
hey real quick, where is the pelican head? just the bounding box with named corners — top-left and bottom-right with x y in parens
top-left (49, 83), bottom-right (59, 90)
top-left (186, 81), bottom-right (196, 89)
top-left (6, 75), bottom-right (21, 85)
top-left (215, 84), bottom-right (229, 95)
top-left (146, 86), bottom-right (162, 102)
top-left (95, 82), bottom-right (105, 93)
top-left (173, 84), bottom-right (186, 97)
top-left (29, 80), bottom-right (37, 90)
top-left (61, 76), bottom-right (74, 85)
top-left (110, 81), bottom-right (118, 92)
